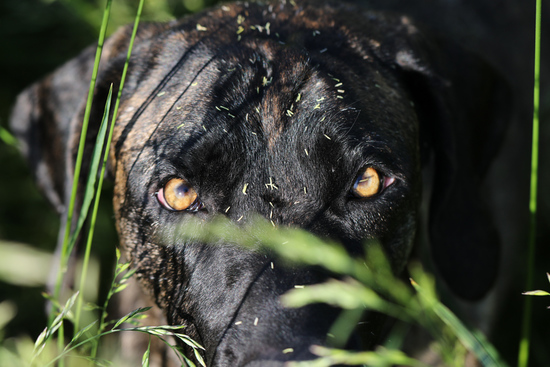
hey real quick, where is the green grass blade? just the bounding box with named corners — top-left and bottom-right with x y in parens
top-left (282, 278), bottom-right (408, 322)
top-left (51, 0), bottom-right (113, 318)
top-left (73, 85), bottom-right (114, 335)
top-left (66, 88), bottom-right (112, 259)
top-left (0, 126), bottom-right (17, 147)
top-left (288, 346), bottom-right (429, 367)
top-left (33, 292), bottom-right (79, 361)
top-left (112, 307), bottom-right (152, 330)
top-left (41, 320), bottom-right (200, 366)
top-left (109, 0), bottom-right (145, 127)
top-left (410, 272), bottom-right (507, 367)
top-left (432, 302), bottom-right (507, 367)
top-left (193, 347), bottom-right (207, 367)
top-left (522, 290), bottom-right (550, 296)
top-left (142, 340), bottom-right (151, 367)
top-left (175, 217), bottom-right (508, 364)
top-left (518, 0), bottom-right (542, 366)
top-left (71, 320), bottom-right (98, 346)
top-left (88, 0), bottom-right (145, 358)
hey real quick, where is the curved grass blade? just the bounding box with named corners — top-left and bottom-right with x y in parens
top-left (0, 126), bottom-right (17, 147)
top-left (73, 85), bottom-right (113, 334)
top-left (288, 345), bottom-right (429, 367)
top-left (410, 274), bottom-right (507, 367)
top-left (112, 307), bottom-right (152, 330)
top-left (142, 340), bottom-right (151, 367)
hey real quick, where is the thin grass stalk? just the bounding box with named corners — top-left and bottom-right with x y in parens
top-left (518, 1), bottom-right (541, 366)
top-left (51, 2), bottom-right (113, 363)
top-left (108, 0), bottom-right (145, 138)
top-left (51, 0), bottom-right (113, 315)
top-left (46, 325), bottom-right (190, 367)
top-left (74, 86), bottom-right (114, 335)
top-left (86, 0), bottom-right (146, 358)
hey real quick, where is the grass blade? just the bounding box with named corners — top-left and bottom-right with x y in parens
top-left (52, 0), bottom-right (114, 309)
top-left (518, 0), bottom-right (542, 366)
top-left (33, 292), bottom-right (79, 360)
top-left (288, 345), bottom-right (429, 367)
top-left (71, 320), bottom-right (98, 346)
top-left (431, 302), bottom-right (506, 367)
top-left (522, 290), bottom-right (550, 296)
top-left (142, 340), bottom-right (151, 367)
top-left (410, 273), bottom-right (507, 367)
top-left (88, 0), bottom-right (146, 356)
top-left (73, 85), bottom-right (113, 334)
top-left (0, 126), bottom-right (17, 147)
top-left (112, 307), bottom-right (152, 330)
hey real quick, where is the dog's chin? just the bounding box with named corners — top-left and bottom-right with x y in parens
top-left (214, 314), bottom-right (370, 367)
top-left (212, 307), bottom-right (383, 367)
top-left (151, 234), bottom-right (389, 366)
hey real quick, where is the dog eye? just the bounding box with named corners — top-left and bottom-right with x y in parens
top-left (352, 167), bottom-right (391, 198)
top-left (157, 178), bottom-right (200, 211)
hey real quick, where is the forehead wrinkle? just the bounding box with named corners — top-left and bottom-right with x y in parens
top-left (123, 51), bottom-right (218, 169)
top-left (121, 48), bottom-right (254, 218)
top-left (257, 55), bottom-right (318, 147)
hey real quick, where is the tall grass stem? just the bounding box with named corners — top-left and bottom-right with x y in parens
top-left (85, 0), bottom-right (146, 358)
top-left (73, 86), bottom-right (114, 335)
top-left (51, 2), bottom-right (112, 364)
top-left (518, 0), bottom-right (541, 366)
top-left (51, 0), bottom-right (113, 314)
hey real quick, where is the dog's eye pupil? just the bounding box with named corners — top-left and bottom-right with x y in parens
top-left (352, 167), bottom-right (382, 198)
top-left (160, 178), bottom-right (198, 211)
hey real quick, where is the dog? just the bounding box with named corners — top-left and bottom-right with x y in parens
top-left (10, 0), bottom-right (525, 365)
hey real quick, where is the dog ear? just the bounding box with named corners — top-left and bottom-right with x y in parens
top-left (9, 22), bottom-right (167, 214)
top-left (9, 27), bottom-right (135, 216)
top-left (420, 53), bottom-right (509, 301)
top-left (7, 24), bottom-right (161, 270)
top-left (371, 15), bottom-right (510, 300)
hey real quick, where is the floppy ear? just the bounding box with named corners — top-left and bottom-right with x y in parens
top-left (9, 23), bottom-right (166, 215)
top-left (8, 24), bottom-right (159, 275)
top-left (420, 51), bottom-right (509, 301)
top-left (9, 28), bottom-right (133, 216)
top-left (370, 15), bottom-right (510, 300)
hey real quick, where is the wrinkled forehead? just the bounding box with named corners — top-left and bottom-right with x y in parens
top-left (111, 35), bottom-right (418, 186)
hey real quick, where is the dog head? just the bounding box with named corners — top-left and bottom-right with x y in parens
top-left (10, 1), bottom-right (509, 365)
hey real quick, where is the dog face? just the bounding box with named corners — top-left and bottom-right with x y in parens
top-left (10, 1), bottom-right (509, 365)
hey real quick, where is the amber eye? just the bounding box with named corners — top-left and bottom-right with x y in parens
top-left (157, 178), bottom-right (199, 211)
top-left (352, 167), bottom-right (382, 198)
